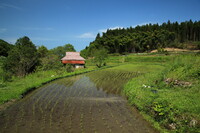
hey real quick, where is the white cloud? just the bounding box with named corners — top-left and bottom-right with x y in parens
top-left (0, 3), bottom-right (22, 10)
top-left (98, 29), bottom-right (107, 33)
top-left (0, 28), bottom-right (7, 33)
top-left (99, 26), bottom-right (124, 33)
top-left (109, 26), bottom-right (124, 30)
top-left (77, 32), bottom-right (96, 39)
top-left (78, 26), bottom-right (124, 39)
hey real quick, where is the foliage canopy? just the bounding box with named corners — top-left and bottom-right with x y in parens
top-left (3, 36), bottom-right (38, 76)
top-left (50, 44), bottom-right (76, 58)
top-left (81, 20), bottom-right (200, 57)
top-left (0, 39), bottom-right (13, 57)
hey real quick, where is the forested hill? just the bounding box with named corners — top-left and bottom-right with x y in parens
top-left (81, 20), bottom-right (200, 57)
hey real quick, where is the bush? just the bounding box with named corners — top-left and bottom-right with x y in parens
top-left (0, 56), bottom-right (12, 82)
top-left (157, 48), bottom-right (169, 55)
top-left (36, 54), bottom-right (63, 71)
top-left (1, 71), bottom-right (12, 82)
top-left (94, 48), bottom-right (108, 68)
top-left (197, 42), bottom-right (200, 49)
top-left (66, 64), bottom-right (74, 72)
top-left (150, 100), bottom-right (179, 123)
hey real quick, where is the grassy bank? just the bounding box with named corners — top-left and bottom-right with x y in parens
top-left (0, 53), bottom-right (170, 106)
top-left (1, 52), bottom-right (199, 132)
top-left (124, 54), bottom-right (200, 132)
top-left (0, 67), bottom-right (98, 105)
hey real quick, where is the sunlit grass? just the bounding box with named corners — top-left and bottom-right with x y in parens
top-left (124, 54), bottom-right (200, 132)
top-left (0, 67), bottom-right (95, 104)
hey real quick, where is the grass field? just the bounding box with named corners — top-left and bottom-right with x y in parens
top-left (124, 54), bottom-right (200, 132)
top-left (0, 52), bottom-right (199, 132)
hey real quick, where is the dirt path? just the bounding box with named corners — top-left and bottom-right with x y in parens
top-left (0, 69), bottom-right (158, 133)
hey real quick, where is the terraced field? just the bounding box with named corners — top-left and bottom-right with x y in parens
top-left (0, 65), bottom-right (157, 133)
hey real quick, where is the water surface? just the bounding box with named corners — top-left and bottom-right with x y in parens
top-left (0, 69), bottom-right (157, 133)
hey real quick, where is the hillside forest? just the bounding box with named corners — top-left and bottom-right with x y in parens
top-left (80, 20), bottom-right (200, 58)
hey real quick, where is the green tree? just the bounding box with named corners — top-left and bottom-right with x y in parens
top-left (50, 46), bottom-right (64, 58)
top-left (37, 45), bottom-right (49, 58)
top-left (0, 56), bottom-right (12, 82)
top-left (51, 44), bottom-right (76, 58)
top-left (94, 48), bottom-right (108, 68)
top-left (0, 39), bottom-right (13, 57)
top-left (80, 47), bottom-right (89, 59)
top-left (63, 44), bottom-right (76, 52)
top-left (36, 54), bottom-right (62, 71)
top-left (95, 33), bottom-right (101, 40)
top-left (3, 36), bottom-right (38, 76)
top-left (82, 20), bottom-right (200, 54)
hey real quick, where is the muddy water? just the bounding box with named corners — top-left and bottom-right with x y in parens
top-left (0, 70), bottom-right (157, 133)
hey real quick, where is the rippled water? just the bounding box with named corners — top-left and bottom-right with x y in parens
top-left (0, 70), bottom-right (157, 133)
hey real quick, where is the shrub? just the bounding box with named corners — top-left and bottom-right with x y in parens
top-left (1, 71), bottom-right (12, 82)
top-left (36, 54), bottom-right (63, 71)
top-left (66, 64), bottom-right (74, 72)
top-left (94, 48), bottom-right (108, 68)
top-left (151, 100), bottom-right (178, 123)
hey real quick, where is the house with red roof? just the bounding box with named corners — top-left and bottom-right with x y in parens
top-left (61, 52), bottom-right (85, 68)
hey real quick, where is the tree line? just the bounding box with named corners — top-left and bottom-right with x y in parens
top-left (0, 36), bottom-right (75, 78)
top-left (81, 20), bottom-right (200, 58)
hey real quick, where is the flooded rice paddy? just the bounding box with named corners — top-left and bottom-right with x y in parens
top-left (0, 67), bottom-right (157, 133)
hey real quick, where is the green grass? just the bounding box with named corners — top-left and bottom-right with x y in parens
top-left (0, 53), bottom-right (168, 105)
top-left (124, 54), bottom-right (200, 132)
top-left (0, 57), bottom-right (5, 81)
top-left (87, 64), bottom-right (164, 96)
top-left (1, 53), bottom-right (199, 132)
top-left (0, 67), bottom-right (96, 104)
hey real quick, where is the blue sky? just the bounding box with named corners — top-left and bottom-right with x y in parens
top-left (0, 0), bottom-right (200, 51)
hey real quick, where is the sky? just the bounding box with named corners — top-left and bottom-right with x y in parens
top-left (0, 0), bottom-right (200, 51)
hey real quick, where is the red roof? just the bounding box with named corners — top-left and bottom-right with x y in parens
top-left (62, 60), bottom-right (85, 64)
top-left (61, 52), bottom-right (85, 61)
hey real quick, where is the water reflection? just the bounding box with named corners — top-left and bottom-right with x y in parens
top-left (0, 70), bottom-right (156, 133)
top-left (86, 70), bottom-right (138, 95)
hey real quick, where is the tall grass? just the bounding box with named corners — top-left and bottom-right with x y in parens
top-left (124, 54), bottom-right (200, 132)
top-left (167, 54), bottom-right (200, 80)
